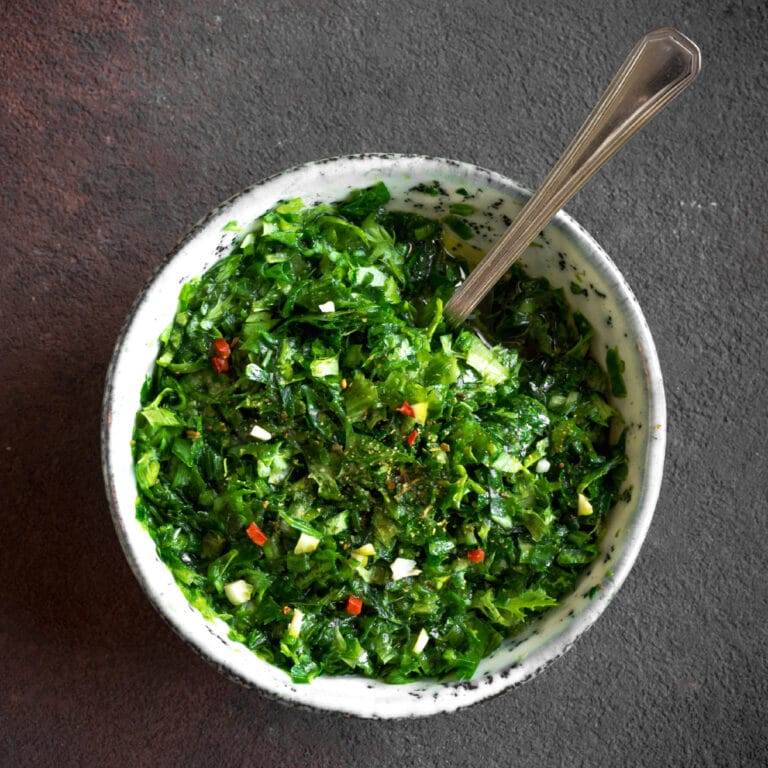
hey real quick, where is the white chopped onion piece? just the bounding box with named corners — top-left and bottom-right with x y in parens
top-left (411, 401), bottom-right (428, 425)
top-left (294, 532), bottom-right (320, 554)
top-left (249, 424), bottom-right (272, 441)
top-left (224, 579), bottom-right (253, 606)
top-left (288, 608), bottom-right (304, 638)
top-left (318, 300), bottom-right (336, 313)
top-left (390, 557), bottom-right (421, 581)
top-left (577, 493), bottom-right (594, 516)
top-left (535, 458), bottom-right (551, 474)
top-left (412, 628), bottom-right (429, 654)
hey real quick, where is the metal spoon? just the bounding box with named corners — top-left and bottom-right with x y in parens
top-left (444, 27), bottom-right (701, 325)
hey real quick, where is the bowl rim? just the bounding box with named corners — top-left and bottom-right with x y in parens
top-left (101, 152), bottom-right (666, 717)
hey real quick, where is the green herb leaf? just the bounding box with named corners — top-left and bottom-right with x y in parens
top-left (606, 347), bottom-right (627, 397)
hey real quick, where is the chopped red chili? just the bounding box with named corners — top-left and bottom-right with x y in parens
top-left (346, 595), bottom-right (363, 616)
top-left (396, 401), bottom-right (415, 417)
top-left (210, 355), bottom-right (230, 374)
top-left (246, 522), bottom-right (268, 547)
top-left (467, 548), bottom-right (485, 563)
top-left (212, 338), bottom-right (231, 359)
top-left (406, 428), bottom-right (419, 447)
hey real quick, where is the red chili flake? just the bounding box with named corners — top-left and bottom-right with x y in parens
top-left (406, 429), bottom-right (419, 447)
top-left (467, 548), bottom-right (485, 563)
top-left (246, 522), bottom-right (268, 547)
top-left (396, 401), bottom-right (415, 418)
top-left (210, 355), bottom-right (230, 374)
top-left (346, 595), bottom-right (363, 616)
top-left (212, 338), bottom-right (231, 359)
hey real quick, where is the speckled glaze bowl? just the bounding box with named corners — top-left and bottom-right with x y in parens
top-left (102, 154), bottom-right (666, 718)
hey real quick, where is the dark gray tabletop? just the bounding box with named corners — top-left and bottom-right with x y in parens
top-left (2, 1), bottom-right (766, 765)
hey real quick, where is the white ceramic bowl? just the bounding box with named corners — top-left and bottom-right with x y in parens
top-left (102, 154), bottom-right (665, 718)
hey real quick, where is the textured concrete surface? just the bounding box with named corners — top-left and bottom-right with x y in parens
top-left (2, 1), bottom-right (767, 765)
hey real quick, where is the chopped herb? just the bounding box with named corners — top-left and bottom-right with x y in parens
top-left (606, 347), bottom-right (627, 397)
top-left (336, 180), bottom-right (390, 220)
top-left (444, 215), bottom-right (474, 240)
top-left (133, 183), bottom-right (627, 683)
top-left (570, 281), bottom-right (588, 297)
top-left (410, 180), bottom-right (447, 197)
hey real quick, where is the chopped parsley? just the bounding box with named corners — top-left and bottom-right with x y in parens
top-left (133, 183), bottom-right (627, 683)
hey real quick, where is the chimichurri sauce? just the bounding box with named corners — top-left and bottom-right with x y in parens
top-left (133, 182), bottom-right (627, 683)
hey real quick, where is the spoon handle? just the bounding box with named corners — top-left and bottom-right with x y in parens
top-left (444, 27), bottom-right (701, 324)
